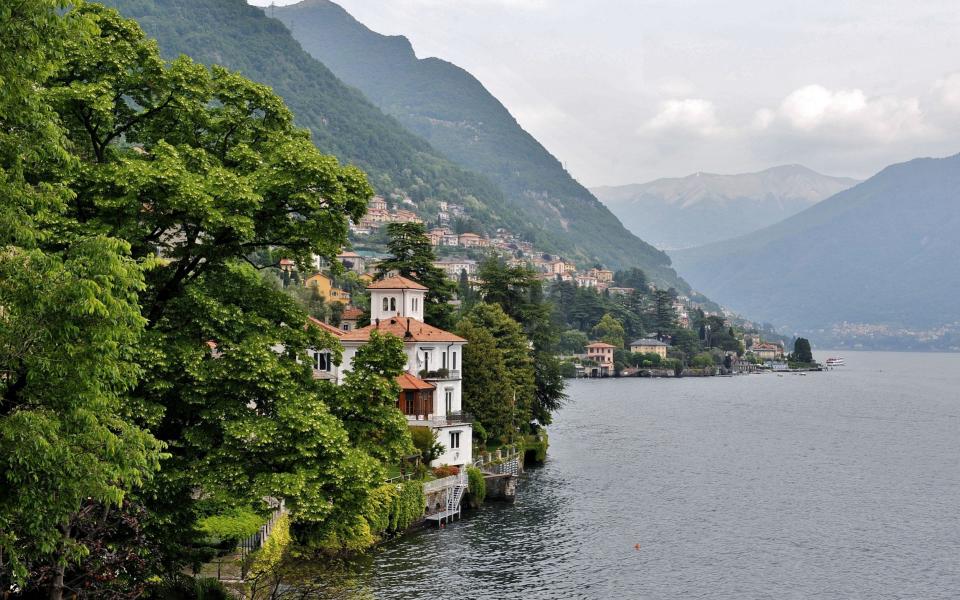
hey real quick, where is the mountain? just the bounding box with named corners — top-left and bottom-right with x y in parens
top-left (593, 165), bottom-right (859, 250)
top-left (671, 154), bottom-right (960, 346)
top-left (99, 0), bottom-right (524, 232)
top-left (269, 0), bottom-right (683, 287)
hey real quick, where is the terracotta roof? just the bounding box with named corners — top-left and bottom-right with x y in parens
top-left (306, 316), bottom-right (345, 338)
top-left (342, 307), bottom-right (364, 320)
top-left (396, 373), bottom-right (436, 391)
top-left (341, 316), bottom-right (466, 343)
top-left (366, 276), bottom-right (428, 291)
top-left (586, 342), bottom-right (617, 349)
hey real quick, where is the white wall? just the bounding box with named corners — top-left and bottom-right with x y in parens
top-left (432, 425), bottom-right (472, 467)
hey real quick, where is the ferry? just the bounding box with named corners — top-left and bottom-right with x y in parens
top-left (825, 357), bottom-right (845, 367)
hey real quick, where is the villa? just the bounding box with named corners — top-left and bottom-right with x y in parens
top-left (334, 276), bottom-right (473, 467)
top-left (585, 342), bottom-right (616, 377)
top-left (630, 338), bottom-right (669, 358)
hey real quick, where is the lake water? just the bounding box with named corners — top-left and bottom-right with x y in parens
top-left (309, 351), bottom-right (960, 599)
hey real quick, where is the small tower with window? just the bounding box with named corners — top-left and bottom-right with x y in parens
top-left (368, 276), bottom-right (428, 322)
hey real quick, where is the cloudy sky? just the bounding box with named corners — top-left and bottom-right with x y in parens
top-left (249, 0), bottom-right (960, 186)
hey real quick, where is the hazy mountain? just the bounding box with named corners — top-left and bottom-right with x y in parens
top-left (593, 165), bottom-right (859, 250)
top-left (270, 0), bottom-right (684, 287)
top-left (671, 154), bottom-right (960, 342)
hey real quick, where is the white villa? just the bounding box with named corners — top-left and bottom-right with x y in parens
top-left (309, 276), bottom-right (472, 467)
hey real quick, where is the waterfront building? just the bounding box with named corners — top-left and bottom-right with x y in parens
top-left (752, 342), bottom-right (785, 361)
top-left (337, 276), bottom-right (473, 467)
top-left (630, 338), bottom-right (669, 358)
top-left (585, 342), bottom-right (616, 377)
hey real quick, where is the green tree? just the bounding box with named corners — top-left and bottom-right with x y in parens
top-left (16, 2), bottom-right (382, 576)
top-left (793, 337), bottom-right (813, 363)
top-left (456, 321), bottom-right (514, 441)
top-left (591, 314), bottom-right (626, 348)
top-left (651, 290), bottom-right (678, 335)
top-left (458, 304), bottom-right (537, 431)
top-left (376, 222), bottom-right (456, 328)
top-left (558, 329), bottom-right (589, 354)
top-left (0, 244), bottom-right (164, 597)
top-left (333, 331), bottom-right (414, 464)
top-left (0, 4), bottom-right (165, 596)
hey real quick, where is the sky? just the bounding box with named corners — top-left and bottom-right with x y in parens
top-left (249, 0), bottom-right (960, 186)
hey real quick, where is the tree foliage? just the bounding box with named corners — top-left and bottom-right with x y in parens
top-left (0, 2), bottom-right (411, 593)
top-left (376, 222), bottom-right (456, 328)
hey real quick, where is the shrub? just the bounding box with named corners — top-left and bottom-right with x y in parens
top-left (410, 426), bottom-right (445, 464)
top-left (197, 507), bottom-right (265, 545)
top-left (467, 467), bottom-right (486, 504)
top-left (432, 465), bottom-right (460, 478)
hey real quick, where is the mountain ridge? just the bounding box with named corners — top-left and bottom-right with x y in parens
top-left (670, 153), bottom-right (960, 338)
top-left (270, 0), bottom-right (684, 287)
top-left (593, 165), bottom-right (859, 250)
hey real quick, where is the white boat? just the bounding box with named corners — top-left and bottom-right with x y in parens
top-left (825, 357), bottom-right (845, 367)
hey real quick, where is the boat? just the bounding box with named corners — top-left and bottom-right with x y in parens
top-left (825, 357), bottom-right (845, 367)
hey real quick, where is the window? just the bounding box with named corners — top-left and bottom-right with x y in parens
top-left (314, 352), bottom-right (331, 372)
top-left (449, 431), bottom-right (460, 449)
top-left (405, 392), bottom-right (415, 415)
top-left (413, 297), bottom-right (419, 311)
top-left (442, 351), bottom-right (447, 369)
top-left (341, 323), bottom-right (349, 331)
top-left (452, 351), bottom-right (458, 370)
top-left (382, 297), bottom-right (389, 311)
top-left (390, 297), bottom-right (397, 312)
top-left (445, 389), bottom-right (453, 415)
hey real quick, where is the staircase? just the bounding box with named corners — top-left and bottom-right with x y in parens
top-left (446, 468), bottom-right (469, 518)
top-left (426, 467), bottom-right (469, 526)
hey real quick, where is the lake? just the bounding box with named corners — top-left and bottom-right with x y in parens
top-left (306, 351), bottom-right (960, 599)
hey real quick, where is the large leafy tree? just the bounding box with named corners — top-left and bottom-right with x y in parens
top-left (376, 222), bottom-right (456, 328)
top-left (2, 1), bottom-right (392, 586)
top-left (0, 3), bottom-right (164, 597)
top-left (591, 313), bottom-right (626, 349)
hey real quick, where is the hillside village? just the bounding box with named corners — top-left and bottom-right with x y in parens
top-left (286, 195), bottom-right (797, 385)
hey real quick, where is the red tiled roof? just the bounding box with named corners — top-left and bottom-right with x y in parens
top-left (342, 307), bottom-right (364, 320)
top-left (586, 342), bottom-right (617, 349)
top-left (306, 316), bottom-right (345, 337)
top-left (341, 316), bottom-right (466, 343)
top-left (396, 373), bottom-right (436, 391)
top-left (367, 275), bottom-right (428, 291)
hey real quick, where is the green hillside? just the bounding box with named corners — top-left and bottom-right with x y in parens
top-left (101, 0), bottom-right (526, 236)
top-left (271, 0), bottom-right (683, 287)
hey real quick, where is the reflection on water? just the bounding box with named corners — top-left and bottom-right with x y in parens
top-left (292, 351), bottom-right (960, 599)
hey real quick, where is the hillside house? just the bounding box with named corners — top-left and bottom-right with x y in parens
top-left (339, 276), bottom-right (472, 467)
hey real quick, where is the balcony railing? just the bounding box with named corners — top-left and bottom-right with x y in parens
top-left (405, 411), bottom-right (474, 426)
top-left (419, 369), bottom-right (461, 381)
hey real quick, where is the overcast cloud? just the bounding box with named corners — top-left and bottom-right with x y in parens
top-left (250, 0), bottom-right (960, 185)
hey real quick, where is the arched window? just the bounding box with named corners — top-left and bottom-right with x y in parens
top-left (382, 297), bottom-right (389, 311)
top-left (390, 297), bottom-right (397, 312)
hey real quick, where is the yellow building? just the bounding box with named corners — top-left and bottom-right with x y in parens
top-left (305, 272), bottom-right (351, 303)
top-left (630, 338), bottom-right (669, 358)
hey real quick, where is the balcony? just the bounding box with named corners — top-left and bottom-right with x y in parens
top-left (405, 411), bottom-right (474, 427)
top-left (418, 368), bottom-right (461, 381)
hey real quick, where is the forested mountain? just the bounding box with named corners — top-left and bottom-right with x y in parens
top-left (671, 154), bottom-right (960, 342)
top-left (593, 165), bottom-right (858, 250)
top-left (100, 0), bottom-right (525, 228)
top-left (269, 0), bottom-right (684, 287)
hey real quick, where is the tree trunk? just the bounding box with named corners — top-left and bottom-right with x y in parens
top-left (48, 563), bottom-right (65, 600)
